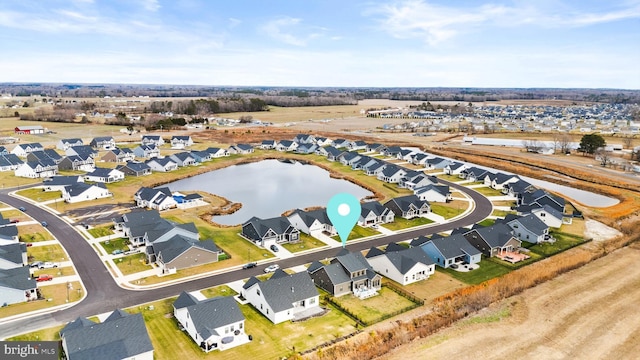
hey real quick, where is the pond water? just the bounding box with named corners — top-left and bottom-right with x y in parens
top-left (165, 159), bottom-right (373, 225)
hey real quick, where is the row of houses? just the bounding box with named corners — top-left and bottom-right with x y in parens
top-left (0, 215), bottom-right (40, 307)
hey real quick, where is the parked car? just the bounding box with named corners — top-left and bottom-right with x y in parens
top-left (112, 249), bottom-right (123, 255)
top-left (270, 244), bottom-right (279, 252)
top-left (29, 261), bottom-right (43, 268)
top-left (25, 242), bottom-right (33, 247)
top-left (36, 274), bottom-right (53, 282)
top-left (18, 207), bottom-right (26, 212)
top-left (9, 219), bottom-right (19, 223)
top-left (242, 262), bottom-right (257, 269)
top-left (38, 262), bottom-right (58, 269)
top-left (264, 264), bottom-right (280, 273)
top-left (41, 221), bottom-right (48, 227)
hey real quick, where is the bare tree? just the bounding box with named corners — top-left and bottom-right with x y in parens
top-left (596, 147), bottom-right (612, 167)
top-left (559, 134), bottom-right (573, 154)
top-left (622, 136), bottom-right (634, 149)
top-left (523, 139), bottom-right (543, 153)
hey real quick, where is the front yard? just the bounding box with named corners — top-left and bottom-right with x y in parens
top-left (281, 233), bottom-right (327, 253)
top-left (331, 225), bottom-right (380, 242)
top-left (112, 253), bottom-right (150, 275)
top-left (470, 186), bottom-right (505, 197)
top-left (99, 237), bottom-right (130, 254)
top-left (28, 244), bottom-right (68, 263)
top-left (524, 231), bottom-right (587, 257)
top-left (0, 281), bottom-right (82, 319)
top-left (18, 224), bottom-right (54, 242)
top-left (15, 188), bottom-right (61, 202)
top-left (382, 216), bottom-right (434, 231)
top-left (430, 201), bottom-right (467, 219)
top-left (88, 225), bottom-right (115, 238)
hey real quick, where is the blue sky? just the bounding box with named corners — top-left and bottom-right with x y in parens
top-left (0, 0), bottom-right (638, 88)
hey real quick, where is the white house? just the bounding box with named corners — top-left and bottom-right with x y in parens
top-left (241, 269), bottom-right (321, 324)
top-left (414, 184), bottom-right (451, 203)
top-left (11, 143), bottom-right (44, 157)
top-left (171, 136), bottom-right (194, 149)
top-left (62, 183), bottom-right (112, 203)
top-left (173, 292), bottom-right (249, 352)
top-left (365, 244), bottom-right (436, 286)
top-left (287, 208), bottom-right (336, 236)
top-left (84, 168), bottom-right (125, 183)
top-left (531, 205), bottom-right (564, 228)
top-left (14, 160), bottom-right (57, 178)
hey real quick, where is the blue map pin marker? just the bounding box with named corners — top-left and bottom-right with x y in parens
top-left (327, 193), bottom-right (361, 248)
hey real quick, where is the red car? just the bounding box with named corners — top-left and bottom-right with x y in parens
top-left (10, 219), bottom-right (19, 223)
top-left (36, 274), bottom-right (53, 282)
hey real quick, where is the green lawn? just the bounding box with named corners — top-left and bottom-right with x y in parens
top-left (524, 231), bottom-right (586, 257)
top-left (14, 188), bottom-right (61, 202)
top-left (28, 244), bottom-right (68, 262)
top-left (439, 259), bottom-right (511, 285)
top-left (31, 266), bottom-right (75, 278)
top-left (430, 202), bottom-right (467, 219)
top-left (437, 174), bottom-right (464, 182)
top-left (491, 209), bottom-right (516, 218)
top-left (0, 281), bottom-right (82, 319)
top-left (281, 233), bottom-right (327, 253)
top-left (18, 224), bottom-right (54, 242)
top-left (477, 219), bottom-right (496, 227)
top-left (99, 238), bottom-right (130, 254)
top-left (200, 284), bottom-right (238, 298)
top-left (113, 253), bottom-right (151, 275)
top-left (331, 225), bottom-right (380, 242)
top-left (330, 287), bottom-right (417, 324)
top-left (470, 186), bottom-right (505, 197)
top-left (87, 225), bottom-right (115, 238)
top-left (383, 216), bottom-right (434, 231)
top-left (122, 296), bottom-right (358, 360)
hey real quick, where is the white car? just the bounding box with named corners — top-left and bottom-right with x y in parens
top-left (38, 262), bottom-right (58, 269)
top-left (264, 264), bottom-right (280, 273)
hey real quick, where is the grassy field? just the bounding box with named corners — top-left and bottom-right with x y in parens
top-left (401, 273), bottom-right (467, 304)
top-left (18, 224), bottom-right (53, 242)
top-left (477, 219), bottom-right (496, 227)
top-left (87, 225), bottom-right (115, 238)
top-left (330, 287), bottom-right (417, 324)
top-left (99, 237), bottom-right (130, 254)
top-left (281, 233), bottom-right (327, 253)
top-left (439, 260), bottom-right (511, 285)
top-left (28, 244), bottom-right (68, 262)
top-left (430, 201), bottom-right (467, 219)
top-left (15, 188), bottom-right (61, 202)
top-left (125, 294), bottom-right (358, 360)
top-left (331, 225), bottom-right (379, 242)
top-left (525, 231), bottom-right (586, 256)
top-left (113, 253), bottom-right (150, 275)
top-left (0, 281), bottom-right (82, 319)
top-left (382, 216), bottom-right (434, 231)
top-left (200, 284), bottom-right (238, 298)
top-left (437, 174), bottom-right (464, 182)
top-left (470, 186), bottom-right (505, 197)
top-left (491, 209), bottom-right (516, 218)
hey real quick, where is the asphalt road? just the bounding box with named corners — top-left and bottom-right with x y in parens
top-left (0, 179), bottom-right (491, 339)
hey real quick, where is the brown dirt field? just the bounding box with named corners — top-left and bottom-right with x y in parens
top-left (378, 244), bottom-right (640, 360)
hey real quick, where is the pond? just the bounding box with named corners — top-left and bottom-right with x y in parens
top-left (165, 159), bottom-right (373, 225)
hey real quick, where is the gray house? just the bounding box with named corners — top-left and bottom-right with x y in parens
top-left (420, 233), bottom-right (482, 268)
top-left (60, 309), bottom-right (154, 360)
top-left (241, 216), bottom-right (300, 248)
top-left (359, 201), bottom-right (395, 227)
top-left (463, 223), bottom-right (521, 258)
top-left (383, 195), bottom-right (430, 219)
top-left (0, 267), bottom-right (37, 306)
top-left (133, 144), bottom-right (160, 159)
top-left (502, 214), bottom-right (550, 244)
top-left (308, 249), bottom-right (381, 299)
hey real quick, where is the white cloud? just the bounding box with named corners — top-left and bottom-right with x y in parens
top-left (228, 17), bottom-right (242, 28)
top-left (140, 0), bottom-right (161, 12)
top-left (368, 0), bottom-right (640, 45)
top-left (261, 17), bottom-right (308, 46)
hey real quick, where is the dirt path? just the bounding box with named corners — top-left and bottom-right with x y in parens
top-left (378, 244), bottom-right (640, 360)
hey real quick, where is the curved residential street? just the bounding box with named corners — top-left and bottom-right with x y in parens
top-left (0, 179), bottom-right (492, 339)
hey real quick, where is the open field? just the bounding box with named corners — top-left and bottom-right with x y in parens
top-left (378, 244), bottom-right (640, 360)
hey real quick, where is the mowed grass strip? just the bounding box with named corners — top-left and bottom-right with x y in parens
top-left (0, 281), bottom-right (82, 319)
top-left (281, 233), bottom-right (327, 253)
top-left (330, 287), bottom-right (416, 324)
top-left (383, 216), bottom-right (434, 231)
top-left (28, 244), bottom-right (68, 262)
top-left (31, 266), bottom-right (76, 278)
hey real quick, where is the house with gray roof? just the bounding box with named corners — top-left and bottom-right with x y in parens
top-left (294, 133), bottom-right (315, 144)
top-left (57, 138), bottom-right (84, 151)
top-left (14, 159), bottom-right (58, 178)
top-left (65, 145), bottom-right (97, 159)
top-left (60, 309), bottom-right (154, 360)
top-left (365, 242), bottom-right (435, 285)
top-left (419, 233), bottom-right (482, 268)
top-left (204, 147), bottom-right (229, 158)
top-left (414, 184), bottom-right (451, 203)
top-left (502, 179), bottom-right (535, 197)
top-left (488, 172), bottom-right (521, 191)
top-left (260, 140), bottom-right (277, 149)
top-left (308, 249), bottom-right (381, 299)
top-left (26, 149), bottom-right (63, 164)
top-left (114, 209), bottom-right (199, 247)
top-left (116, 161), bottom-right (152, 177)
top-left (241, 269), bottom-right (321, 324)
top-left (410, 152), bottom-right (430, 166)
top-left (399, 172), bottom-right (437, 190)
top-left (384, 195), bottom-right (430, 219)
top-left (377, 164), bottom-right (407, 183)
top-left (173, 292), bottom-right (249, 352)
top-left (133, 144), bottom-right (160, 159)
top-left (460, 166), bottom-right (490, 182)
top-left (11, 143), bottom-right (44, 157)
top-left (443, 161), bottom-right (468, 175)
top-left (0, 243), bottom-right (27, 269)
top-left (228, 144), bottom-right (254, 154)
top-left (145, 157), bottom-right (178, 172)
top-left (58, 154), bottom-right (95, 172)
top-left (287, 208), bottom-right (336, 236)
top-left (322, 146), bottom-right (345, 161)
top-left (241, 216), bottom-right (300, 248)
top-left (424, 156), bottom-right (451, 170)
top-left (169, 152), bottom-right (196, 167)
top-left (0, 226), bottom-right (18, 246)
top-left (149, 235), bottom-right (221, 274)
top-left (42, 175), bottom-right (84, 192)
top-left (141, 135), bottom-right (165, 147)
top-left (275, 140), bottom-right (298, 152)
top-left (84, 167), bottom-right (125, 183)
top-left (501, 214), bottom-right (550, 244)
top-left (0, 153), bottom-right (23, 171)
top-left (295, 143), bottom-right (318, 154)
top-left (62, 182), bottom-right (112, 203)
top-left (101, 147), bottom-right (135, 163)
top-left (359, 201), bottom-right (394, 227)
top-left (89, 136), bottom-right (116, 150)
top-left (463, 223), bottom-right (521, 258)
top-left (529, 204), bottom-right (564, 228)
top-left (0, 267), bottom-right (37, 306)
top-left (365, 160), bottom-right (387, 176)
top-left (170, 135), bottom-right (193, 149)
top-left (134, 187), bottom-right (177, 210)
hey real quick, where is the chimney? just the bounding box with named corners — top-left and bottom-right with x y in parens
top-left (291, 287), bottom-right (294, 293)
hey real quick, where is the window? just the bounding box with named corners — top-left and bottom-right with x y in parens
top-left (256, 289), bottom-right (260, 296)
top-left (309, 298), bottom-right (316, 304)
